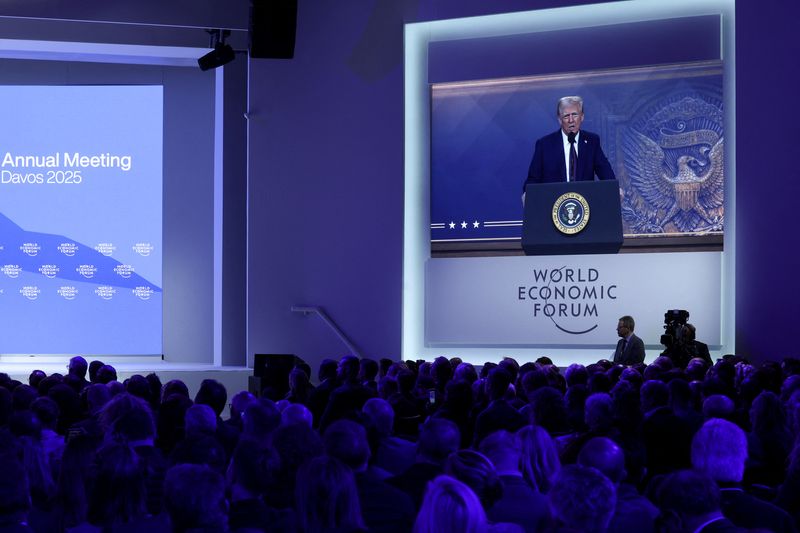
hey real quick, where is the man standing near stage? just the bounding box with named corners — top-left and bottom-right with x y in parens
top-left (613, 315), bottom-right (646, 365)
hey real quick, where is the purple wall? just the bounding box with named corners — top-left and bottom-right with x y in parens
top-left (247, 0), bottom-right (800, 367)
top-left (734, 1), bottom-right (800, 361)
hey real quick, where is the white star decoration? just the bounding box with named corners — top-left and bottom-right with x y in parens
top-left (473, 221), bottom-right (479, 228)
top-left (460, 221), bottom-right (467, 228)
top-left (448, 221), bottom-right (455, 229)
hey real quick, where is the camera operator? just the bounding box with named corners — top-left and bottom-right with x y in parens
top-left (685, 323), bottom-right (713, 366)
top-left (660, 310), bottom-right (695, 369)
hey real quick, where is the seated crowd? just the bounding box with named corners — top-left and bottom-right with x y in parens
top-left (2, 353), bottom-right (800, 532)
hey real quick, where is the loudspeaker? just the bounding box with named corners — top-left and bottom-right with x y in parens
top-left (249, 0), bottom-right (298, 59)
top-left (253, 353), bottom-right (297, 400)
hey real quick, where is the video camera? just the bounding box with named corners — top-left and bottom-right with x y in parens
top-left (660, 309), bottom-right (690, 348)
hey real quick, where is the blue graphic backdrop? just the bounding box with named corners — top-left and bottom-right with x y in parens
top-left (430, 61), bottom-right (724, 243)
top-left (0, 86), bottom-right (163, 355)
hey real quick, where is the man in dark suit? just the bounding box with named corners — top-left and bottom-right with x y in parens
top-left (613, 315), bottom-right (646, 365)
top-left (523, 95), bottom-right (615, 196)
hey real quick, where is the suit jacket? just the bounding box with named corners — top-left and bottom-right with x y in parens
top-left (525, 129), bottom-right (615, 187)
top-left (613, 333), bottom-right (645, 365)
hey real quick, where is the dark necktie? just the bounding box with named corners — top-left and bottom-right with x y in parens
top-left (568, 132), bottom-right (577, 181)
top-left (620, 338), bottom-right (628, 354)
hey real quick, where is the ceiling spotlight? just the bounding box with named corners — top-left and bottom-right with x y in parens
top-left (198, 29), bottom-right (235, 71)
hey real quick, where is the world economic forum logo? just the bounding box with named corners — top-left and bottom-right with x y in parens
top-left (77, 264), bottom-right (98, 279)
top-left (58, 243), bottom-right (79, 256)
top-left (20, 286), bottom-right (40, 301)
top-left (132, 242), bottom-right (154, 257)
top-left (2, 264), bottom-right (22, 278)
top-left (517, 266), bottom-right (618, 335)
top-left (20, 242), bottom-right (41, 257)
top-left (113, 264), bottom-right (135, 279)
top-left (39, 264), bottom-right (60, 279)
top-left (58, 286), bottom-right (79, 301)
top-left (95, 286), bottom-right (116, 300)
top-left (95, 243), bottom-right (116, 257)
top-left (552, 193), bottom-right (590, 235)
top-left (133, 286), bottom-right (155, 301)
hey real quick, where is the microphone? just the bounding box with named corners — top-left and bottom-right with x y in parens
top-left (568, 132), bottom-right (576, 144)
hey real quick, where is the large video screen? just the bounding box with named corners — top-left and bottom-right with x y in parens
top-left (0, 85), bottom-right (163, 355)
top-left (430, 61), bottom-right (724, 251)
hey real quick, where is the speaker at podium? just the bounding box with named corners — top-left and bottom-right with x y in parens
top-left (522, 180), bottom-right (623, 256)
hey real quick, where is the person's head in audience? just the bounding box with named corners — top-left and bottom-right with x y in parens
top-left (295, 361), bottom-right (312, 381)
top-left (668, 378), bottom-right (694, 411)
top-left (702, 394), bottom-right (735, 420)
top-left (282, 403), bottom-right (313, 427)
top-left (110, 400), bottom-right (156, 445)
top-left (414, 475), bottom-right (488, 533)
top-left (640, 379), bottom-right (669, 414)
top-left (88, 360), bottom-right (104, 383)
top-left (295, 456), bottom-right (364, 533)
top-left (577, 437), bottom-right (627, 485)
top-left (362, 397), bottom-right (394, 438)
top-left (319, 358), bottom-right (338, 383)
top-left (453, 362), bottom-right (478, 384)
top-left (379, 358), bottom-right (393, 378)
top-left (444, 449), bottom-right (503, 511)
top-left (229, 390), bottom-right (257, 424)
top-left (288, 367), bottom-right (312, 399)
top-left (548, 464), bottom-right (617, 533)
top-left (164, 464), bottom-right (228, 533)
top-left (686, 358), bottom-right (710, 381)
top-left (28, 370), bottom-right (46, 389)
top-left (565, 383), bottom-right (588, 431)
top-left (0, 452), bottom-right (31, 527)
top-left (227, 437), bottom-right (277, 500)
top-left (585, 392), bottom-right (614, 432)
top-left (498, 357), bottom-right (520, 384)
top-left (162, 379), bottom-right (190, 401)
top-left (194, 378), bottom-right (227, 418)
top-left (517, 425), bottom-right (561, 493)
top-left (337, 355), bottom-right (360, 384)
top-left (691, 418), bottom-right (746, 483)
top-left (479, 430), bottom-right (521, 475)
top-left (87, 442), bottom-right (146, 527)
top-left (443, 379), bottom-right (473, 415)
top-left (85, 383), bottom-right (111, 417)
top-left (377, 376), bottom-right (398, 399)
top-left (359, 357), bottom-right (379, 384)
top-left (324, 419), bottom-right (371, 472)
top-left (30, 396), bottom-right (59, 433)
top-left (536, 356), bottom-right (554, 366)
top-left (124, 374), bottom-right (151, 403)
top-left (68, 355), bottom-right (88, 379)
top-left (521, 367), bottom-right (548, 398)
top-left (750, 390), bottom-right (787, 435)
top-left (12, 385), bottom-right (38, 411)
top-left (527, 386), bottom-right (569, 435)
top-left (397, 369), bottom-right (416, 396)
top-left (96, 364), bottom-right (117, 385)
top-left (241, 398), bottom-right (281, 443)
top-left (417, 418), bottom-right (460, 466)
top-left (184, 403), bottom-right (217, 437)
top-left (565, 364), bottom-right (589, 387)
top-left (655, 469), bottom-right (725, 533)
top-left (431, 356), bottom-right (453, 390)
top-left (486, 367), bottom-right (512, 402)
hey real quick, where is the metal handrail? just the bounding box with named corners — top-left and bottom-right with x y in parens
top-left (290, 305), bottom-right (362, 359)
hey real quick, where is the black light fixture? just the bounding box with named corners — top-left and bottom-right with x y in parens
top-left (198, 29), bottom-right (235, 71)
